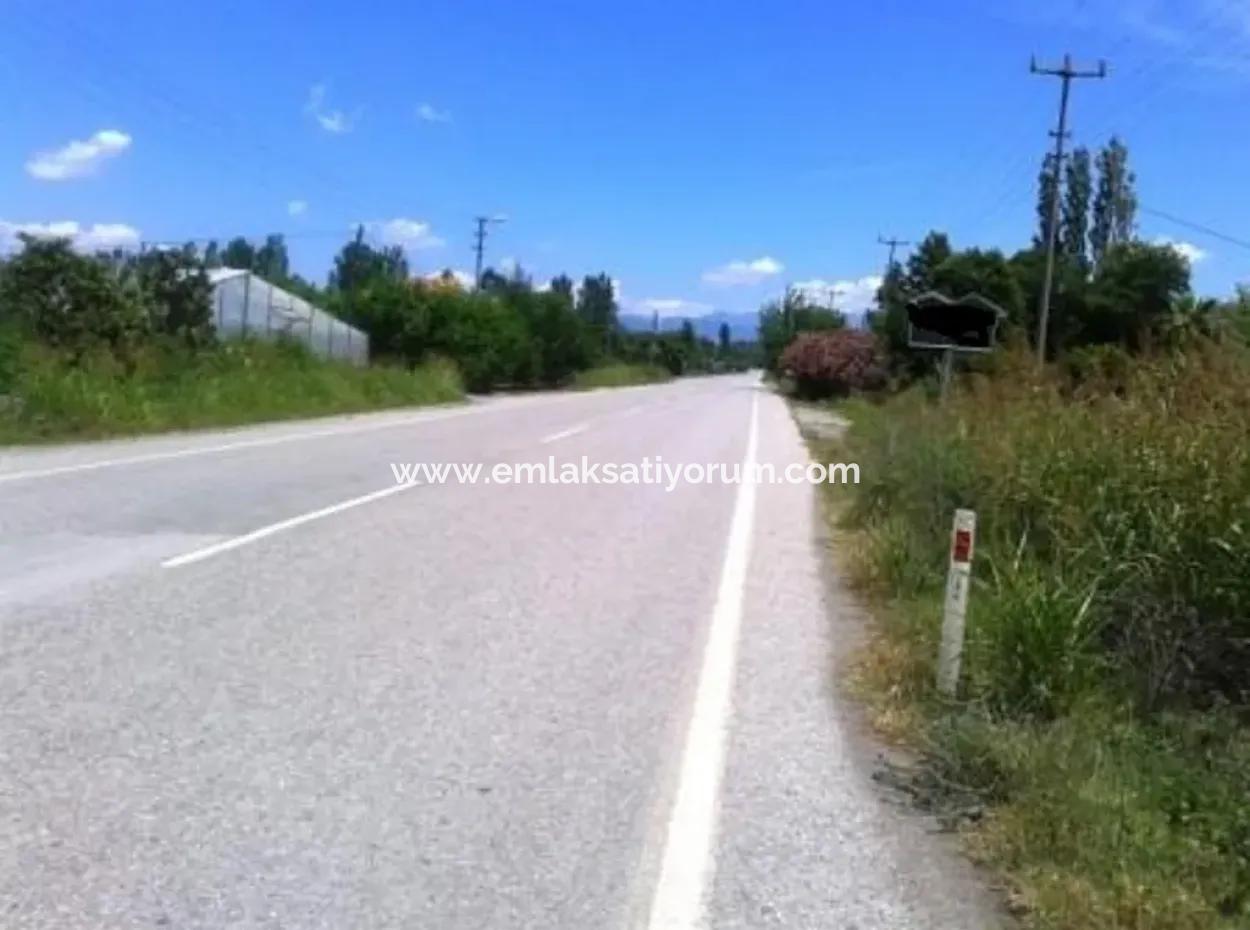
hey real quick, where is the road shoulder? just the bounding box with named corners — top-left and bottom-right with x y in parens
top-left (706, 388), bottom-right (1007, 929)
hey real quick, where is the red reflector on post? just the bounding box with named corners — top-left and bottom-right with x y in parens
top-left (952, 529), bottom-right (972, 563)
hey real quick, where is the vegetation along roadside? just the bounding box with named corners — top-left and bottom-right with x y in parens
top-left (770, 136), bottom-right (1250, 930)
top-left (0, 231), bottom-right (753, 443)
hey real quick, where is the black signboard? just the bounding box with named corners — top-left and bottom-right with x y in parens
top-left (905, 291), bottom-right (1006, 353)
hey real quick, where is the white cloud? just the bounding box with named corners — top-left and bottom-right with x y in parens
top-left (25, 129), bottom-right (132, 180)
top-left (416, 102), bottom-right (451, 123)
top-left (305, 83), bottom-right (354, 134)
top-left (702, 256), bottom-right (784, 287)
top-left (794, 275), bottom-right (884, 313)
top-left (423, 268), bottom-right (474, 288)
top-left (637, 297), bottom-right (714, 318)
top-left (287, 199), bottom-right (308, 217)
top-left (365, 218), bottom-right (444, 250)
top-left (1154, 236), bottom-right (1208, 264)
top-left (0, 219), bottom-right (140, 252)
top-left (497, 256), bottom-right (519, 275)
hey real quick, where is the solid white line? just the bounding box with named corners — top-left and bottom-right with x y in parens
top-left (646, 387), bottom-right (760, 930)
top-left (539, 423), bottom-right (589, 444)
top-left (161, 482), bottom-right (418, 568)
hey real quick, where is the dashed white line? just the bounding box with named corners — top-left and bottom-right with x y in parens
top-left (162, 482), bottom-right (418, 568)
top-left (646, 388), bottom-right (760, 930)
top-left (540, 423), bottom-right (589, 444)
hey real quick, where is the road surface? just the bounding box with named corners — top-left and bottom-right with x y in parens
top-left (0, 374), bottom-right (1000, 928)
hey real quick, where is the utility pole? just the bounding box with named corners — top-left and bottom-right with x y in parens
top-left (1031, 53), bottom-right (1106, 363)
top-left (876, 234), bottom-right (910, 329)
top-left (877, 234), bottom-right (910, 275)
top-left (472, 214), bottom-right (506, 290)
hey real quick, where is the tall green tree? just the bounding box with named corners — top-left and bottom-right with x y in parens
top-left (1091, 137), bottom-right (1137, 267)
top-left (221, 237), bottom-right (256, 271)
top-left (254, 234), bottom-right (290, 282)
top-left (576, 273), bottom-right (617, 356)
top-left (1035, 152), bottom-right (1060, 249)
top-left (1227, 285), bottom-right (1250, 344)
top-left (528, 291), bottom-right (590, 384)
top-left (903, 231), bottom-right (953, 294)
top-left (1062, 147), bottom-right (1092, 266)
top-left (576, 273), bottom-right (617, 329)
top-left (549, 274), bottom-right (574, 305)
top-left (680, 319), bottom-right (696, 347)
top-left (758, 291), bottom-right (844, 373)
top-left (932, 248), bottom-right (1025, 326)
top-left (1009, 247), bottom-right (1089, 355)
top-left (330, 226), bottom-right (408, 295)
top-left (1085, 241), bottom-right (1189, 348)
top-left (718, 321), bottom-right (731, 354)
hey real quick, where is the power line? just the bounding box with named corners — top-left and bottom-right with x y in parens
top-left (1031, 53), bottom-right (1107, 363)
top-left (1080, 1), bottom-right (1240, 144)
top-left (1139, 205), bottom-right (1250, 253)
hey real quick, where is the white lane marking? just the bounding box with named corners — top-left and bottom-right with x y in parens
top-left (646, 387), bottom-right (760, 930)
top-left (0, 409), bottom-right (484, 484)
top-left (539, 423), bottom-right (589, 444)
top-left (0, 379), bottom-right (684, 485)
top-left (162, 482), bottom-right (418, 568)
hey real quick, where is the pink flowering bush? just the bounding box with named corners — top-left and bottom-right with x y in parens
top-left (780, 329), bottom-right (887, 397)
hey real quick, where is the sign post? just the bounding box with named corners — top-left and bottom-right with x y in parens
top-left (937, 509), bottom-right (976, 697)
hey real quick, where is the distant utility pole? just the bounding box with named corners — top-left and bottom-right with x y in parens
top-left (874, 236), bottom-right (909, 331)
top-left (877, 234), bottom-right (910, 275)
top-left (472, 214), bottom-right (507, 290)
top-left (1031, 53), bottom-right (1106, 363)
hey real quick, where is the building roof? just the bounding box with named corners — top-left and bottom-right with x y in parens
top-left (206, 267), bottom-right (251, 284)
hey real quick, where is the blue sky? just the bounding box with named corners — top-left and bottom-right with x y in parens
top-left (1, 0), bottom-right (1247, 319)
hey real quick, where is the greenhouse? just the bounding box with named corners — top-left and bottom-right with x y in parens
top-left (208, 269), bottom-right (368, 365)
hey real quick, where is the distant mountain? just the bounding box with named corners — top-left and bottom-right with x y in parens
top-left (618, 310), bottom-right (759, 342)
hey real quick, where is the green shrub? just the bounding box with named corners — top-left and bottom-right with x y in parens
top-left (970, 563), bottom-right (1104, 718)
top-left (571, 362), bottom-right (670, 390)
top-left (0, 321), bottom-right (22, 393)
top-left (134, 249), bottom-right (214, 346)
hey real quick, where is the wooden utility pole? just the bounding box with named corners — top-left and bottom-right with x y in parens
top-left (877, 234), bottom-right (910, 275)
top-left (1030, 53), bottom-right (1106, 363)
top-left (472, 215), bottom-right (506, 290)
top-left (876, 235), bottom-right (910, 326)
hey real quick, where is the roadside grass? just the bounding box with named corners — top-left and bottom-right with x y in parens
top-left (570, 362), bottom-right (671, 390)
top-left (808, 345), bottom-right (1250, 930)
top-left (0, 337), bottom-right (464, 443)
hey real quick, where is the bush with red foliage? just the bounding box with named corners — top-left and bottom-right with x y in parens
top-left (779, 329), bottom-right (887, 397)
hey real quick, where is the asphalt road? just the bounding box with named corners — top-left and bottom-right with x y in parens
top-left (0, 374), bottom-right (1001, 929)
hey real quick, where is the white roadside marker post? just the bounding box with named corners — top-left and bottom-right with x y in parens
top-left (937, 509), bottom-right (976, 697)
